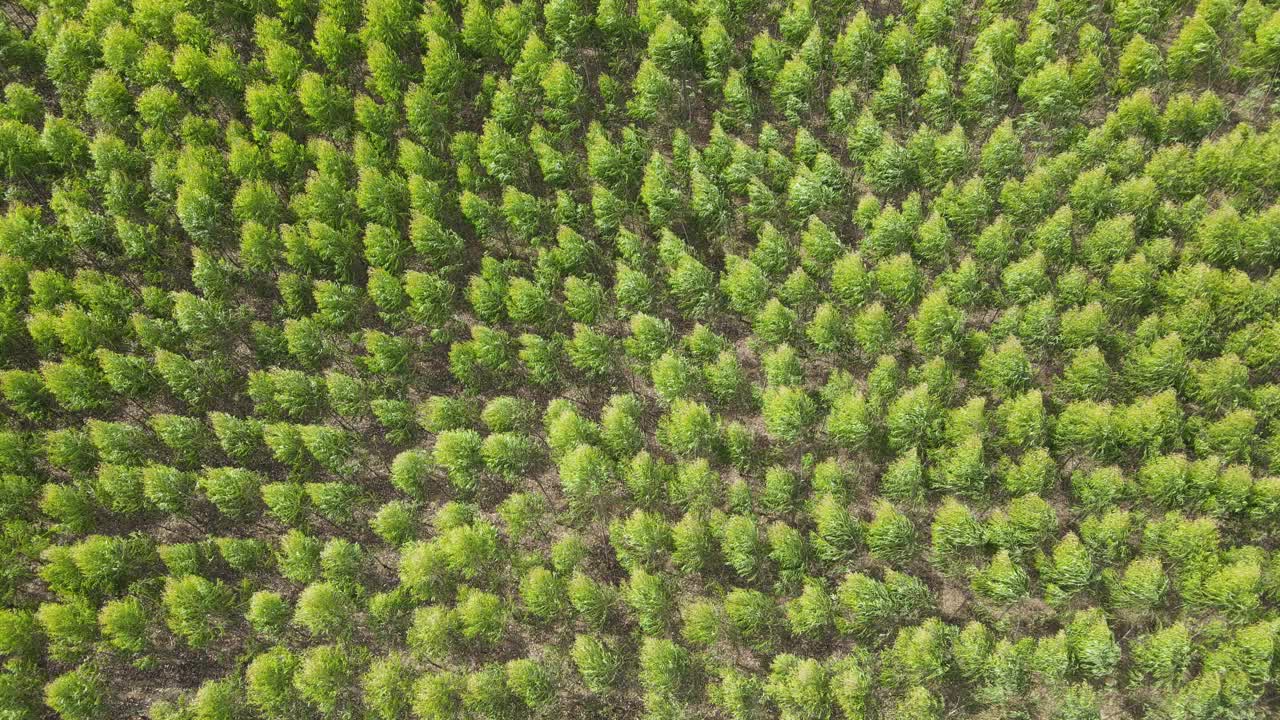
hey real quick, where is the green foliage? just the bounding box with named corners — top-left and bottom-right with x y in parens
top-left (292, 582), bottom-right (354, 638)
top-left (433, 429), bottom-right (484, 494)
top-left (44, 666), bottom-right (105, 720)
top-left (867, 501), bottom-right (918, 564)
top-left (572, 634), bottom-right (621, 695)
top-left (246, 645), bottom-right (303, 718)
top-left (162, 575), bottom-right (232, 649)
top-left (972, 550), bottom-right (1030, 604)
top-left (38, 600), bottom-right (97, 662)
top-left (725, 587), bottom-right (781, 653)
top-left (762, 386), bottom-right (816, 444)
top-left (98, 596), bottom-right (148, 655)
top-left (1066, 609), bottom-right (1121, 680)
top-left (457, 587), bottom-right (507, 644)
top-left (5, 1), bottom-right (1280, 717)
top-left (248, 591), bottom-right (291, 637)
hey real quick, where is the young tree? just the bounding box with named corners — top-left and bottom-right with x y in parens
top-left (572, 634), bottom-right (621, 695)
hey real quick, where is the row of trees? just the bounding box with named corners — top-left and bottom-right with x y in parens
top-left (25, 613), bottom-right (1280, 720)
